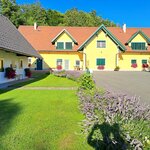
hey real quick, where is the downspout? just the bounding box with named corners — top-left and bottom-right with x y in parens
top-left (83, 52), bottom-right (87, 70)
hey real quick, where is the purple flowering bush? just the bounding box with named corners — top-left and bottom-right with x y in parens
top-left (53, 70), bottom-right (83, 81)
top-left (78, 89), bottom-right (150, 150)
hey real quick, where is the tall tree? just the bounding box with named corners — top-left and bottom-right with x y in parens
top-left (21, 3), bottom-right (47, 26)
top-left (46, 10), bottom-right (64, 26)
top-left (0, 0), bottom-right (24, 27)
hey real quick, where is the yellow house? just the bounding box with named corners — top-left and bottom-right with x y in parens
top-left (18, 24), bottom-right (150, 71)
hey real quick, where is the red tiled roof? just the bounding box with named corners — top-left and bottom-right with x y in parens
top-left (18, 26), bottom-right (97, 51)
top-left (18, 26), bottom-right (150, 52)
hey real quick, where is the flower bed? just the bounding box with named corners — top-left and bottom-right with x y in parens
top-left (77, 74), bottom-right (150, 149)
top-left (78, 89), bottom-right (150, 149)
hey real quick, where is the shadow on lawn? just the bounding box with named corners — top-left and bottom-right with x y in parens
top-left (87, 122), bottom-right (128, 150)
top-left (0, 72), bottom-right (49, 95)
top-left (0, 99), bottom-right (21, 136)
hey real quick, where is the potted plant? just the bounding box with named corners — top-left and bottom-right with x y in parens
top-left (24, 68), bottom-right (31, 78)
top-left (5, 67), bottom-right (16, 79)
top-left (114, 66), bottom-right (120, 71)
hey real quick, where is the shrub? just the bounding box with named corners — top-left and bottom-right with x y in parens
top-left (24, 68), bottom-right (31, 78)
top-left (78, 89), bottom-right (150, 149)
top-left (78, 73), bottom-right (95, 90)
top-left (5, 67), bottom-right (16, 79)
top-left (66, 71), bottom-right (83, 81)
top-left (53, 70), bottom-right (66, 77)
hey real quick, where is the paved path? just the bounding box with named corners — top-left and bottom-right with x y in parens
top-left (93, 71), bottom-right (150, 104)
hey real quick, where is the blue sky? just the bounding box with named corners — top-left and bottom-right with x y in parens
top-left (16, 0), bottom-right (150, 27)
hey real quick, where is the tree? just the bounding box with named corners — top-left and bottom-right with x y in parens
top-left (46, 10), bottom-right (64, 26)
top-left (0, 0), bottom-right (24, 27)
top-left (20, 3), bottom-right (48, 26)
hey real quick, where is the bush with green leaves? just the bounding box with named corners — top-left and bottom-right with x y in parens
top-left (78, 89), bottom-right (150, 150)
top-left (78, 73), bottom-right (95, 90)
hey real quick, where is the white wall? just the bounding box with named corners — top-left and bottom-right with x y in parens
top-left (0, 50), bottom-right (28, 84)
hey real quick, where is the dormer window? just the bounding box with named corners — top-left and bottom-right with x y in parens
top-left (131, 42), bottom-right (146, 50)
top-left (56, 42), bottom-right (64, 50)
top-left (56, 42), bottom-right (72, 50)
top-left (66, 42), bottom-right (72, 50)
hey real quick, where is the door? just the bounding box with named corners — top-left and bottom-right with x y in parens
top-left (36, 59), bottom-right (43, 70)
top-left (64, 60), bottom-right (69, 70)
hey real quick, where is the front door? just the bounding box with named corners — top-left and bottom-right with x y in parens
top-left (64, 60), bottom-right (69, 70)
top-left (36, 59), bottom-right (43, 70)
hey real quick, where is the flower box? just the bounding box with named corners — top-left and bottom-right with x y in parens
top-left (131, 63), bottom-right (137, 68)
top-left (57, 65), bottom-right (62, 70)
top-left (97, 65), bottom-right (104, 70)
top-left (142, 64), bottom-right (149, 68)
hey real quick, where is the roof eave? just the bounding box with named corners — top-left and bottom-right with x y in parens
top-left (0, 47), bottom-right (41, 58)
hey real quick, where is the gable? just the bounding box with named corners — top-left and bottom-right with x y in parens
top-left (126, 30), bottom-right (150, 45)
top-left (130, 34), bottom-right (147, 43)
top-left (51, 29), bottom-right (78, 44)
top-left (78, 24), bottom-right (126, 51)
top-left (55, 32), bottom-right (73, 42)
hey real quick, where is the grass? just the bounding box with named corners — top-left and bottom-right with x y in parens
top-left (0, 75), bottom-right (91, 150)
top-left (26, 74), bottom-right (77, 87)
top-left (9, 74), bottom-right (77, 88)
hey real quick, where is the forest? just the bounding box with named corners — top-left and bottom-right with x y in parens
top-left (0, 0), bottom-right (116, 28)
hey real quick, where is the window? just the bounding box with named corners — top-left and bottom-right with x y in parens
top-left (66, 42), bottom-right (72, 50)
top-left (28, 58), bottom-right (32, 63)
top-left (142, 59), bottom-right (147, 64)
top-left (19, 60), bottom-right (23, 69)
top-left (131, 42), bottom-right (146, 50)
top-left (96, 58), bottom-right (105, 65)
top-left (75, 60), bottom-right (80, 66)
top-left (0, 59), bottom-right (4, 72)
top-left (56, 42), bottom-right (64, 49)
top-left (131, 59), bottom-right (137, 64)
top-left (97, 41), bottom-right (106, 48)
top-left (56, 59), bottom-right (62, 66)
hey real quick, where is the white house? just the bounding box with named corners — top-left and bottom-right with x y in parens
top-left (0, 15), bottom-right (40, 84)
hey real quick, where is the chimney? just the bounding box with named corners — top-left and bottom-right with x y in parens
top-left (34, 22), bottom-right (37, 30)
top-left (123, 24), bottom-right (126, 33)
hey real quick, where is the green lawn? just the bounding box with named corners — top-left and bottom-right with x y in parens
top-left (27, 74), bottom-right (77, 87)
top-left (10, 74), bottom-right (77, 88)
top-left (0, 76), bottom-right (91, 150)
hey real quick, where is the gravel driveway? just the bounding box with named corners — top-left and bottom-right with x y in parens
top-left (93, 71), bottom-right (150, 104)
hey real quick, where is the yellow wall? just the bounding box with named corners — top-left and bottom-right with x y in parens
top-left (119, 52), bottom-right (150, 71)
top-left (119, 33), bottom-right (150, 70)
top-left (40, 52), bottom-right (83, 70)
top-left (84, 30), bottom-right (119, 70)
top-left (30, 30), bottom-right (150, 71)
